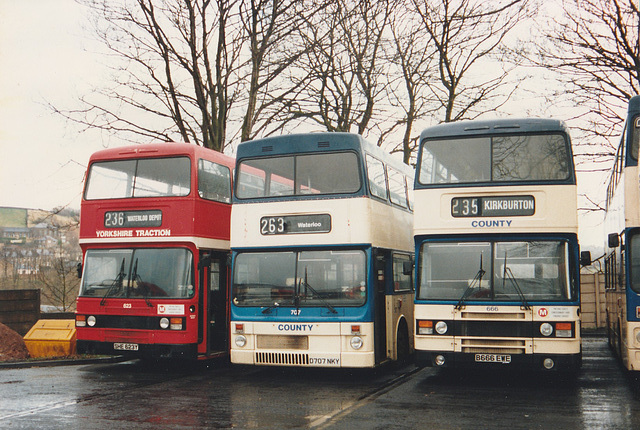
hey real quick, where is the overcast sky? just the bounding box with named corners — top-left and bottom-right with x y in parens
top-left (0, 0), bottom-right (109, 212)
top-left (0, 0), bottom-right (608, 250)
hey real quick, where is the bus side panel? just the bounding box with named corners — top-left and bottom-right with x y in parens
top-left (193, 198), bottom-right (231, 242)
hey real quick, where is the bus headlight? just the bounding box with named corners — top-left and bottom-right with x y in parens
top-left (159, 317), bottom-right (170, 329)
top-left (235, 335), bottom-right (247, 348)
top-left (87, 315), bottom-right (96, 327)
top-left (350, 336), bottom-right (363, 350)
top-left (635, 329), bottom-right (640, 346)
top-left (540, 323), bottom-right (553, 337)
top-left (435, 321), bottom-right (448, 335)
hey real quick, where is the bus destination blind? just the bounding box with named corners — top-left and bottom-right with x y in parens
top-left (260, 214), bottom-right (331, 235)
top-left (451, 196), bottom-right (535, 218)
top-left (104, 210), bottom-right (163, 228)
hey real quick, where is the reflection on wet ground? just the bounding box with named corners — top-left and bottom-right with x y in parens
top-left (1, 337), bottom-right (639, 429)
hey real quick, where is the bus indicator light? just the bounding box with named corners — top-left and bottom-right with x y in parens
top-left (169, 318), bottom-right (183, 330)
top-left (555, 322), bottom-right (572, 338)
top-left (417, 320), bottom-right (433, 335)
top-left (235, 323), bottom-right (244, 333)
top-left (76, 315), bottom-right (86, 327)
top-left (351, 325), bottom-right (361, 334)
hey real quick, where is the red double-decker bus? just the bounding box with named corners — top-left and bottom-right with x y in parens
top-left (75, 143), bottom-right (234, 360)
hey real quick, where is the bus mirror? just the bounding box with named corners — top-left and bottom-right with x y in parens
top-left (608, 233), bottom-right (620, 248)
top-left (580, 251), bottom-right (592, 267)
top-left (403, 260), bottom-right (414, 276)
top-left (76, 262), bottom-right (82, 279)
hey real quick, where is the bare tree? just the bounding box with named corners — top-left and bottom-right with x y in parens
top-left (386, 2), bottom-right (439, 164)
top-left (59, 0), bottom-right (245, 152)
top-left (531, 0), bottom-right (640, 215)
top-left (412, 0), bottom-right (532, 123)
top-left (538, 0), bottom-right (640, 163)
top-left (294, 0), bottom-right (395, 141)
top-left (37, 250), bottom-right (80, 312)
top-left (32, 211), bottom-right (81, 311)
top-left (237, 0), bottom-right (321, 141)
top-left (58, 0), bottom-right (324, 151)
top-left (58, 0), bottom-right (532, 163)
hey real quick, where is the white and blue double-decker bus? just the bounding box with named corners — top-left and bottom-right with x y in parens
top-left (229, 132), bottom-right (414, 367)
top-left (604, 95), bottom-right (640, 371)
top-left (413, 119), bottom-right (584, 371)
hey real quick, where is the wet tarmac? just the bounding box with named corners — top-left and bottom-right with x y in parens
top-left (1, 336), bottom-right (639, 429)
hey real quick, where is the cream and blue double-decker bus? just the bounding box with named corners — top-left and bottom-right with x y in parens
top-left (413, 119), bottom-right (585, 371)
top-left (230, 132), bottom-right (414, 367)
top-left (604, 95), bottom-right (640, 371)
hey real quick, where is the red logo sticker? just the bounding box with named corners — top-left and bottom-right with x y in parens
top-left (538, 308), bottom-right (548, 317)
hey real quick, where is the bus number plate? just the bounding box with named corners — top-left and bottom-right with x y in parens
top-left (474, 354), bottom-right (511, 364)
top-left (114, 343), bottom-right (139, 351)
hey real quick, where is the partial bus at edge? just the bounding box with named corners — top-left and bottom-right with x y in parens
top-left (604, 95), bottom-right (640, 371)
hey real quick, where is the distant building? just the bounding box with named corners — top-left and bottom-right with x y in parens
top-left (0, 206), bottom-right (80, 278)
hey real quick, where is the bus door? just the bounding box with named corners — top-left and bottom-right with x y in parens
top-left (374, 249), bottom-right (389, 363)
top-left (199, 252), bottom-right (229, 355)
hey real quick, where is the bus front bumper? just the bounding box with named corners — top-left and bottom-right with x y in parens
top-left (77, 340), bottom-right (198, 360)
top-left (415, 350), bottom-right (582, 371)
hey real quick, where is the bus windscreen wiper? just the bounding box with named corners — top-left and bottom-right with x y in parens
top-left (501, 253), bottom-right (531, 310)
top-left (262, 302), bottom-right (280, 314)
top-left (130, 258), bottom-right (152, 307)
top-left (454, 254), bottom-right (486, 310)
top-left (100, 258), bottom-right (126, 306)
top-left (300, 267), bottom-right (338, 314)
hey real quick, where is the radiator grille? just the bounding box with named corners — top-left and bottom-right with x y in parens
top-left (257, 335), bottom-right (309, 350)
top-left (460, 312), bottom-right (526, 320)
top-left (461, 338), bottom-right (526, 354)
top-left (255, 352), bottom-right (310, 365)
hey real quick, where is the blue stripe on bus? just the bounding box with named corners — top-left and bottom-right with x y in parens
top-left (230, 307), bottom-right (372, 323)
top-left (230, 244), bottom-right (376, 323)
top-left (413, 233), bottom-right (581, 304)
